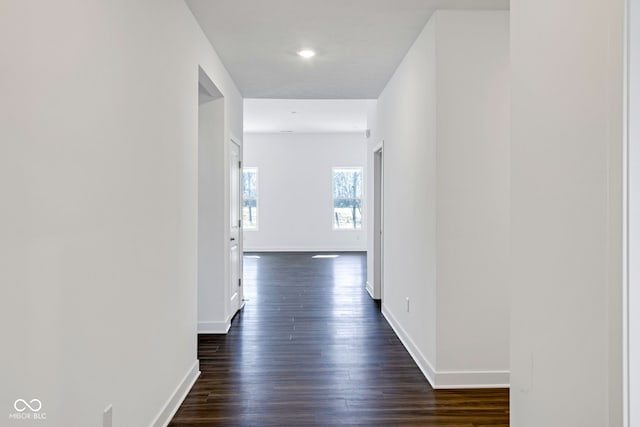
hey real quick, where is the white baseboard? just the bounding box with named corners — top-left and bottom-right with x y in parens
top-left (432, 369), bottom-right (510, 389)
top-left (382, 305), bottom-right (437, 386)
top-left (151, 360), bottom-right (200, 427)
top-left (230, 294), bottom-right (239, 313)
top-left (198, 319), bottom-right (230, 334)
top-left (366, 280), bottom-right (381, 300)
top-left (381, 305), bottom-right (509, 389)
top-left (366, 281), bottom-right (375, 299)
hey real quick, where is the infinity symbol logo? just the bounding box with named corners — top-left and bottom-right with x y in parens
top-left (14, 399), bottom-right (42, 412)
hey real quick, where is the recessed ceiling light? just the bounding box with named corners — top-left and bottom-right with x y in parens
top-left (297, 49), bottom-right (316, 58)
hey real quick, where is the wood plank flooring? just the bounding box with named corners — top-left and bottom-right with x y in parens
top-left (170, 252), bottom-right (509, 426)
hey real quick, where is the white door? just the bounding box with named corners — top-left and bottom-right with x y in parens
top-left (229, 140), bottom-right (242, 313)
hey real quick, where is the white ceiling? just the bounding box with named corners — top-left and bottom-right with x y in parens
top-left (186, 0), bottom-right (509, 99)
top-left (244, 99), bottom-right (374, 133)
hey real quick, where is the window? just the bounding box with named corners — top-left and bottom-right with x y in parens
top-left (332, 167), bottom-right (362, 230)
top-left (243, 167), bottom-right (258, 229)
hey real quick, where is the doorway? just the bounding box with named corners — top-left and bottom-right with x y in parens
top-left (373, 144), bottom-right (384, 302)
top-left (197, 67), bottom-right (237, 333)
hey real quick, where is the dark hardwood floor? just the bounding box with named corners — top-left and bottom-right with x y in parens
top-left (169, 252), bottom-right (509, 426)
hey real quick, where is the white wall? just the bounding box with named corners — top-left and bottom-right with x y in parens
top-left (0, 1), bottom-right (242, 426)
top-left (372, 10), bottom-right (510, 388)
top-left (375, 13), bottom-right (439, 375)
top-left (243, 133), bottom-right (367, 252)
top-left (435, 10), bottom-right (510, 378)
top-left (510, 0), bottom-right (624, 425)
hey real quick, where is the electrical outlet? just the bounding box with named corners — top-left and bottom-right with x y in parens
top-left (103, 404), bottom-right (112, 427)
top-left (406, 297), bottom-right (410, 312)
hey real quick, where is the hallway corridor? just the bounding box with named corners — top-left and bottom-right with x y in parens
top-left (170, 253), bottom-right (509, 426)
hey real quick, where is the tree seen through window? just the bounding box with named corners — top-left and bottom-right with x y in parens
top-left (333, 168), bottom-right (362, 230)
top-left (243, 168), bottom-right (258, 229)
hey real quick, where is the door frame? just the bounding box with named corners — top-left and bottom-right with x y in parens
top-left (373, 141), bottom-right (384, 302)
top-left (624, 0), bottom-right (639, 424)
top-left (230, 136), bottom-right (244, 313)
